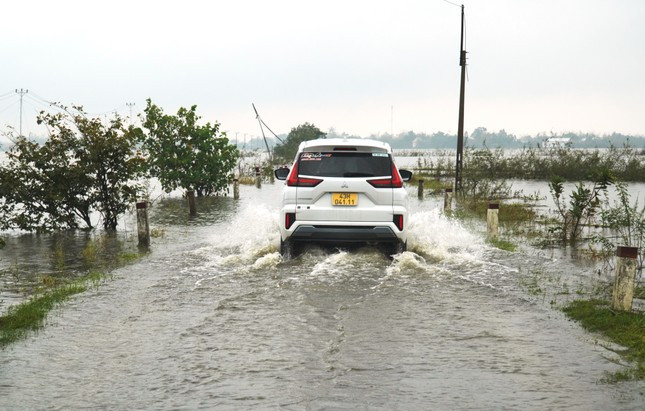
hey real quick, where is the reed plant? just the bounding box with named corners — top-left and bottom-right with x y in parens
top-left (592, 181), bottom-right (645, 277)
top-left (462, 144), bottom-right (645, 182)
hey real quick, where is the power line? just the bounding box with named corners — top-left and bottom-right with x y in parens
top-left (0, 100), bottom-right (19, 116)
top-left (441, 0), bottom-right (462, 8)
top-left (0, 93), bottom-right (17, 103)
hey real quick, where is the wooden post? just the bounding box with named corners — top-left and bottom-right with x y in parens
top-left (417, 179), bottom-right (424, 200)
top-left (487, 203), bottom-right (499, 239)
top-left (187, 190), bottom-right (197, 216)
top-left (254, 166), bottom-right (261, 189)
top-left (136, 202), bottom-right (150, 247)
top-left (612, 246), bottom-right (639, 311)
top-left (444, 188), bottom-right (453, 212)
top-left (233, 178), bottom-right (240, 200)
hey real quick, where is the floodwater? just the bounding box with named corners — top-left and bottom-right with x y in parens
top-left (1, 182), bottom-right (644, 410)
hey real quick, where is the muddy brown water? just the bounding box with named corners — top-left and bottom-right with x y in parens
top-left (1, 183), bottom-right (644, 409)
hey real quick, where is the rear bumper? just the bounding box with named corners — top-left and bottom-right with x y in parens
top-left (290, 224), bottom-right (400, 244)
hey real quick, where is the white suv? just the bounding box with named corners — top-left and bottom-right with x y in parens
top-left (274, 138), bottom-right (412, 258)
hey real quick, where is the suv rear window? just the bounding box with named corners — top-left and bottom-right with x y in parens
top-left (298, 152), bottom-right (391, 178)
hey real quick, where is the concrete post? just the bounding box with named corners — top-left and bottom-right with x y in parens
top-left (612, 246), bottom-right (639, 311)
top-left (417, 179), bottom-right (424, 200)
top-left (136, 202), bottom-right (150, 247)
top-left (233, 178), bottom-right (240, 200)
top-left (487, 203), bottom-right (499, 239)
top-left (254, 166), bottom-right (261, 189)
top-left (444, 188), bottom-right (453, 212)
top-left (187, 190), bottom-right (197, 216)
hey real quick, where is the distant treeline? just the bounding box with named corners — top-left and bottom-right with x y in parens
top-left (234, 127), bottom-right (645, 151)
top-left (9, 127), bottom-right (645, 152)
top-left (354, 128), bottom-right (645, 150)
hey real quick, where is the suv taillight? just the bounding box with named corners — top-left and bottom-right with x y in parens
top-left (285, 212), bottom-right (296, 229)
top-left (368, 162), bottom-right (403, 188)
top-left (286, 161), bottom-right (323, 187)
top-left (393, 214), bottom-right (403, 231)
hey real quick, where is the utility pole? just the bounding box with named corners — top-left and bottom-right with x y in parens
top-left (15, 88), bottom-right (28, 136)
top-left (455, 4), bottom-right (467, 193)
top-left (126, 102), bottom-right (135, 125)
top-left (390, 105), bottom-right (394, 136)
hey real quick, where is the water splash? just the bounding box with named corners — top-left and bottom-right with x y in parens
top-left (250, 252), bottom-right (282, 271)
top-left (310, 250), bottom-right (353, 278)
top-left (195, 203), bottom-right (280, 265)
top-left (407, 209), bottom-right (484, 263)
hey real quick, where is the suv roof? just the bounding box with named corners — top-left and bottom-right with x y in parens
top-left (297, 138), bottom-right (392, 154)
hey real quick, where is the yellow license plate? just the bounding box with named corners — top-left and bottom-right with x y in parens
top-left (332, 192), bottom-right (357, 206)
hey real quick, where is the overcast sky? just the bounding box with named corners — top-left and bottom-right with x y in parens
top-left (1, 0), bottom-right (644, 144)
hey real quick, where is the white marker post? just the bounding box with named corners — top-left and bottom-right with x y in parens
top-left (136, 202), bottom-right (150, 247)
top-left (233, 178), bottom-right (240, 200)
top-left (444, 188), bottom-right (453, 212)
top-left (612, 246), bottom-right (639, 311)
top-left (487, 203), bottom-right (499, 239)
top-left (255, 166), bottom-right (262, 189)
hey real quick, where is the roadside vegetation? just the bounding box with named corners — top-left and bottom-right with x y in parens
top-left (413, 144), bottom-right (644, 264)
top-left (0, 101), bottom-right (239, 232)
top-left (411, 144), bottom-right (645, 183)
top-left (0, 100), bottom-right (239, 346)
top-left (411, 144), bottom-right (645, 380)
top-left (563, 299), bottom-right (645, 381)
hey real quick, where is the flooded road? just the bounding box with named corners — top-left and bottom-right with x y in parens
top-left (1, 183), bottom-right (644, 409)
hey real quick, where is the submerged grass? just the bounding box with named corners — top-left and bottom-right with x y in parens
top-left (0, 277), bottom-right (90, 347)
top-left (458, 200), bottom-right (537, 223)
top-left (563, 299), bottom-right (645, 381)
top-left (487, 238), bottom-right (517, 252)
top-left (0, 248), bottom-right (143, 348)
top-left (409, 174), bottom-right (452, 192)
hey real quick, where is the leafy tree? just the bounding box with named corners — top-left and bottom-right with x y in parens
top-left (62, 111), bottom-right (146, 230)
top-left (141, 100), bottom-right (239, 197)
top-left (273, 123), bottom-right (326, 161)
top-left (0, 108), bottom-right (145, 231)
top-left (0, 135), bottom-right (91, 231)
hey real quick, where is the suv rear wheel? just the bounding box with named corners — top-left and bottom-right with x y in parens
top-left (280, 238), bottom-right (301, 260)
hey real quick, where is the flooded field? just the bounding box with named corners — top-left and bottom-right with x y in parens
top-left (1, 182), bottom-right (644, 409)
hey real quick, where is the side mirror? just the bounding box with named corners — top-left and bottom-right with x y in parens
top-left (399, 169), bottom-right (413, 182)
top-left (274, 167), bottom-right (290, 180)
